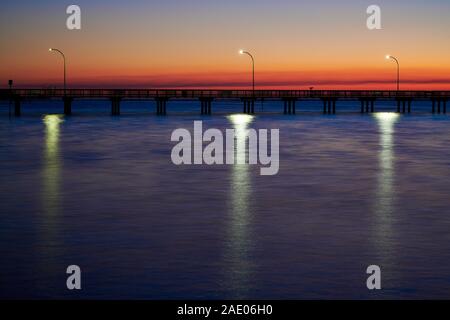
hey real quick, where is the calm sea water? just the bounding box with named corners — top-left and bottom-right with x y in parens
top-left (0, 100), bottom-right (449, 299)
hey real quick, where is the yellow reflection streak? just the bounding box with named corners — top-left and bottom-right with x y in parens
top-left (39, 114), bottom-right (64, 279)
top-left (43, 115), bottom-right (63, 215)
top-left (224, 114), bottom-right (254, 298)
top-left (373, 112), bottom-right (399, 264)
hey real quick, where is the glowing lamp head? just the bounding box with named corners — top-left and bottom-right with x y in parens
top-left (239, 50), bottom-right (244, 55)
top-left (385, 55), bottom-right (391, 60)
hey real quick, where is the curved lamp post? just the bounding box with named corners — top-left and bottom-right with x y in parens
top-left (49, 48), bottom-right (66, 96)
top-left (239, 50), bottom-right (255, 96)
top-left (386, 55), bottom-right (400, 91)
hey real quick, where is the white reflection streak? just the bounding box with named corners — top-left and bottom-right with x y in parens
top-left (225, 114), bottom-right (254, 297)
top-left (43, 115), bottom-right (63, 215)
top-left (374, 113), bottom-right (399, 259)
top-left (39, 115), bottom-right (64, 276)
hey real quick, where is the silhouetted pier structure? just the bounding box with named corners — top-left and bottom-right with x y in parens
top-left (1, 89), bottom-right (449, 116)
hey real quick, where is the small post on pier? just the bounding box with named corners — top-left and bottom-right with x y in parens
top-left (370, 99), bottom-right (374, 113)
top-left (444, 100), bottom-right (447, 114)
top-left (432, 99), bottom-right (435, 114)
top-left (437, 99), bottom-right (441, 114)
top-left (407, 99), bottom-right (412, 113)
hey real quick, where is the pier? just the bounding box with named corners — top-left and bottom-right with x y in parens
top-left (1, 89), bottom-right (449, 116)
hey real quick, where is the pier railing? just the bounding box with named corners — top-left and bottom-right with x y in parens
top-left (1, 89), bottom-right (450, 100)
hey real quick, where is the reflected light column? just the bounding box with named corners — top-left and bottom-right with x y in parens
top-left (224, 114), bottom-right (255, 298)
top-left (373, 112), bottom-right (400, 266)
top-left (42, 115), bottom-right (63, 233)
top-left (37, 115), bottom-right (64, 287)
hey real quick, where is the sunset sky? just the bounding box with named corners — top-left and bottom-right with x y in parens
top-left (1, 0), bottom-right (450, 89)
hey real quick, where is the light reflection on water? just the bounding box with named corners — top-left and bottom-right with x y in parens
top-left (373, 113), bottom-right (400, 281)
top-left (38, 115), bottom-right (64, 288)
top-left (42, 114), bottom-right (63, 215)
top-left (224, 114), bottom-right (254, 298)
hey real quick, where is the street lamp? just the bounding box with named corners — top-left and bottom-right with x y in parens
top-left (385, 55), bottom-right (400, 91)
top-left (49, 48), bottom-right (66, 96)
top-left (239, 50), bottom-right (255, 96)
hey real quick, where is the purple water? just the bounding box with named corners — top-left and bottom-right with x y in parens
top-left (0, 100), bottom-right (449, 299)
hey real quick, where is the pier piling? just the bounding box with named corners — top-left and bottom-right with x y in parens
top-left (396, 98), bottom-right (412, 114)
top-left (242, 99), bottom-right (255, 114)
top-left (63, 97), bottom-right (73, 115)
top-left (283, 98), bottom-right (296, 115)
top-left (322, 98), bottom-right (337, 114)
top-left (359, 98), bottom-right (375, 114)
top-left (200, 98), bottom-right (213, 115)
top-left (155, 98), bottom-right (168, 115)
top-left (431, 98), bottom-right (447, 114)
top-left (14, 97), bottom-right (21, 116)
top-left (111, 97), bottom-right (121, 116)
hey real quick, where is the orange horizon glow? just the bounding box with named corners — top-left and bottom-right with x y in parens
top-left (5, 67), bottom-right (450, 90)
top-left (3, 46), bottom-right (450, 90)
top-left (2, 1), bottom-right (450, 90)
